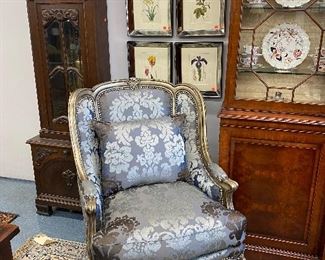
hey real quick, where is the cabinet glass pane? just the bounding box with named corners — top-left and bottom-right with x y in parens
top-left (306, 1), bottom-right (325, 29)
top-left (67, 70), bottom-right (83, 92)
top-left (49, 71), bottom-right (67, 119)
top-left (42, 8), bottom-right (83, 123)
top-left (63, 20), bottom-right (83, 93)
top-left (235, 1), bottom-right (325, 105)
top-left (46, 21), bottom-right (63, 72)
top-left (63, 21), bottom-right (82, 69)
top-left (294, 34), bottom-right (325, 104)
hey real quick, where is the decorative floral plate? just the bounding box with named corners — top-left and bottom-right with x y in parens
top-left (262, 23), bottom-right (310, 70)
top-left (275, 0), bottom-right (311, 8)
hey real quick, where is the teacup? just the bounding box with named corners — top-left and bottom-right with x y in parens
top-left (247, 0), bottom-right (265, 4)
top-left (242, 45), bottom-right (260, 55)
top-left (240, 54), bottom-right (259, 67)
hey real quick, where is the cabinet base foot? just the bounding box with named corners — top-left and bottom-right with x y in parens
top-left (36, 203), bottom-right (53, 216)
top-left (35, 193), bottom-right (81, 215)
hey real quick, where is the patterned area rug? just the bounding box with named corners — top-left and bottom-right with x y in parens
top-left (0, 210), bottom-right (18, 224)
top-left (14, 234), bottom-right (87, 260)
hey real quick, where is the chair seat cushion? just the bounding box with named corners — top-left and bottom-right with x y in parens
top-left (93, 182), bottom-right (246, 260)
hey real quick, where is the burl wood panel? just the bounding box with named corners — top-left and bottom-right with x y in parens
top-left (230, 138), bottom-right (318, 243)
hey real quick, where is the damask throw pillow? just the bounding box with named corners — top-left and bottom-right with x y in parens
top-left (93, 115), bottom-right (188, 196)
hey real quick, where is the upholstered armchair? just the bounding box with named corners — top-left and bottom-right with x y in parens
top-left (68, 79), bottom-right (246, 260)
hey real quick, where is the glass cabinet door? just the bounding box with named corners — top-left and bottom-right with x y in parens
top-left (42, 8), bottom-right (83, 124)
top-left (236, 0), bottom-right (325, 105)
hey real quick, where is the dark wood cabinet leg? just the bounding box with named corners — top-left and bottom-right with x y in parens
top-left (36, 203), bottom-right (53, 216)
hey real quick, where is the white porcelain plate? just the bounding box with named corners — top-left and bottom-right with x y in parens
top-left (262, 23), bottom-right (310, 70)
top-left (275, 0), bottom-right (311, 8)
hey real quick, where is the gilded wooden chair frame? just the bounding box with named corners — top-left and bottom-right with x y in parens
top-left (68, 78), bottom-right (243, 259)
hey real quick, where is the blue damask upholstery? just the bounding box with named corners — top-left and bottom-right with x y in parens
top-left (76, 97), bottom-right (103, 221)
top-left (93, 182), bottom-right (245, 259)
top-left (69, 79), bottom-right (246, 259)
top-left (176, 93), bottom-right (224, 201)
top-left (93, 116), bottom-right (187, 196)
top-left (96, 88), bottom-right (172, 122)
top-left (74, 87), bottom-right (174, 224)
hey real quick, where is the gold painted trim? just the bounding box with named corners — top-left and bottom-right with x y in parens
top-left (68, 90), bottom-right (97, 259)
top-left (68, 89), bottom-right (91, 182)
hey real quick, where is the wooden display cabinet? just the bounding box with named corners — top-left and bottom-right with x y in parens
top-left (26, 0), bottom-right (110, 215)
top-left (219, 1), bottom-right (325, 259)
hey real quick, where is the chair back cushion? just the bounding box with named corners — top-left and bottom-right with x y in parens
top-left (96, 88), bottom-right (172, 122)
top-left (93, 115), bottom-right (187, 196)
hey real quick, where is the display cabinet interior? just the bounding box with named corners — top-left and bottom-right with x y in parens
top-left (225, 0), bottom-right (325, 115)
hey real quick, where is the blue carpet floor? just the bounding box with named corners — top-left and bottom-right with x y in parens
top-left (0, 177), bottom-right (84, 251)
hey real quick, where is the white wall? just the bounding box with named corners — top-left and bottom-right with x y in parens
top-left (0, 0), bottom-right (226, 180)
top-left (0, 0), bottom-right (39, 180)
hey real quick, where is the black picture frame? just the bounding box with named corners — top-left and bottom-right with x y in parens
top-left (175, 42), bottom-right (223, 98)
top-left (127, 0), bottom-right (173, 37)
top-left (127, 41), bottom-right (173, 82)
top-left (177, 0), bottom-right (226, 37)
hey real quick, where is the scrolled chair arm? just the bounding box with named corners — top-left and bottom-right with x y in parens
top-left (81, 180), bottom-right (97, 213)
top-left (205, 162), bottom-right (239, 210)
top-left (80, 179), bottom-right (97, 260)
top-left (208, 162), bottom-right (229, 181)
top-left (192, 162), bottom-right (238, 209)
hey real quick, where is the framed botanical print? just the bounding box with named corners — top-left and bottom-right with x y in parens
top-left (177, 0), bottom-right (225, 36)
top-left (127, 0), bottom-right (173, 36)
top-left (127, 41), bottom-right (172, 82)
top-left (175, 42), bottom-right (223, 98)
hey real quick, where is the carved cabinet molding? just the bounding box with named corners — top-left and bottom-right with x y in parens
top-left (41, 9), bottom-right (79, 26)
top-left (61, 169), bottom-right (76, 187)
top-left (34, 147), bottom-right (56, 167)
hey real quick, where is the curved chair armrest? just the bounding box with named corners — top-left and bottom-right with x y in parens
top-left (207, 163), bottom-right (239, 210)
top-left (208, 163), bottom-right (229, 181)
top-left (81, 180), bottom-right (97, 214)
top-left (80, 180), bottom-right (97, 260)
